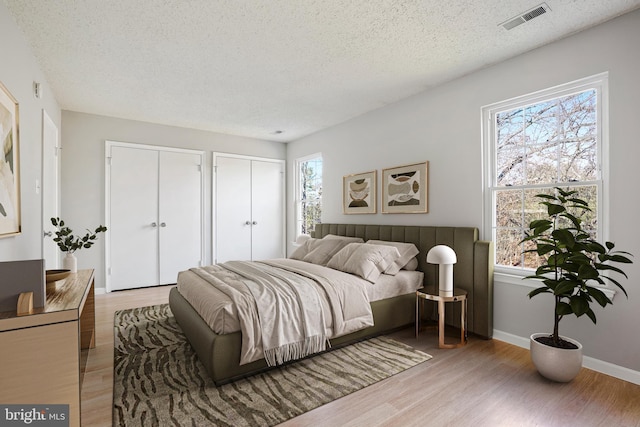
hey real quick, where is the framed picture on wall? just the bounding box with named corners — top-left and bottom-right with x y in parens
top-left (382, 161), bottom-right (428, 214)
top-left (343, 170), bottom-right (376, 214)
top-left (0, 81), bottom-right (21, 237)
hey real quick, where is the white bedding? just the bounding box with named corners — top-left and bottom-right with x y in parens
top-left (176, 258), bottom-right (423, 336)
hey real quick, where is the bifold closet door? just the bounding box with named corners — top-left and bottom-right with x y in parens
top-left (214, 156), bottom-right (284, 263)
top-left (215, 156), bottom-right (252, 262)
top-left (109, 146), bottom-right (159, 290)
top-left (109, 145), bottom-right (203, 291)
top-left (158, 150), bottom-right (202, 284)
top-left (250, 160), bottom-right (284, 260)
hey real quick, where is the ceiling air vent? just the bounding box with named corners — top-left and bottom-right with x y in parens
top-left (500, 3), bottom-right (550, 30)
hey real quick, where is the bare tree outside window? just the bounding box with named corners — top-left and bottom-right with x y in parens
top-left (491, 88), bottom-right (600, 269)
top-left (298, 157), bottom-right (322, 235)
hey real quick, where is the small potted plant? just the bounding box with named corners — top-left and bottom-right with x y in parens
top-left (522, 188), bottom-right (633, 382)
top-left (50, 217), bottom-right (107, 273)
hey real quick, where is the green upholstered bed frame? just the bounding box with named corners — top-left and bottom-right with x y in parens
top-left (169, 223), bottom-right (493, 385)
top-left (313, 224), bottom-right (494, 339)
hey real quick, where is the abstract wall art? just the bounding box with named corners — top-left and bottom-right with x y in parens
top-left (343, 170), bottom-right (376, 214)
top-left (0, 81), bottom-right (21, 237)
top-left (382, 161), bottom-right (428, 214)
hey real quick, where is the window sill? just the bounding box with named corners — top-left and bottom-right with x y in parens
top-left (494, 270), bottom-right (617, 301)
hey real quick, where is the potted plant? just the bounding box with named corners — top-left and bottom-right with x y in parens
top-left (522, 187), bottom-right (633, 382)
top-left (50, 217), bottom-right (107, 273)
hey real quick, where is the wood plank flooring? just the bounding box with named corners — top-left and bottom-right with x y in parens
top-left (81, 285), bottom-right (640, 426)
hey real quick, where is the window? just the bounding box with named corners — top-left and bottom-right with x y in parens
top-left (483, 74), bottom-right (607, 271)
top-left (296, 154), bottom-right (322, 236)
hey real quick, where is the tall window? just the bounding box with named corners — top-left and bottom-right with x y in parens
top-left (483, 74), bottom-right (607, 271)
top-left (296, 154), bottom-right (322, 236)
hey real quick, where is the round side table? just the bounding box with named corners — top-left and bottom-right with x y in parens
top-left (416, 285), bottom-right (468, 349)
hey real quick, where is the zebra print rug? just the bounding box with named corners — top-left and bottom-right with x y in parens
top-left (113, 304), bottom-right (432, 426)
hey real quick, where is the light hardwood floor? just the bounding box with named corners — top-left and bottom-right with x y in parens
top-left (82, 285), bottom-right (640, 426)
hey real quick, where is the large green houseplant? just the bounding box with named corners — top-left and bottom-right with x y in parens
top-left (522, 187), bottom-right (633, 381)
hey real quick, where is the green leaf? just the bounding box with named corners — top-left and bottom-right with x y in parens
top-left (586, 308), bottom-right (597, 324)
top-left (534, 224), bottom-right (553, 235)
top-left (536, 194), bottom-right (557, 200)
top-left (586, 286), bottom-right (611, 307)
top-left (567, 197), bottom-right (589, 208)
top-left (554, 280), bottom-right (577, 296)
top-left (545, 203), bottom-right (566, 216)
top-left (528, 287), bottom-right (551, 298)
top-left (536, 244), bottom-right (556, 256)
top-left (529, 219), bottom-right (551, 229)
top-left (600, 276), bottom-right (629, 298)
top-left (577, 264), bottom-right (598, 280)
top-left (556, 302), bottom-right (573, 316)
top-left (586, 242), bottom-right (606, 254)
top-left (552, 229), bottom-right (575, 247)
top-left (608, 254), bottom-right (633, 264)
top-left (562, 212), bottom-right (582, 229)
top-left (595, 263), bottom-right (629, 278)
top-left (570, 296), bottom-right (590, 316)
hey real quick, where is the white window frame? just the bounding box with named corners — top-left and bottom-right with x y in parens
top-left (482, 73), bottom-right (610, 287)
top-left (294, 153), bottom-right (322, 238)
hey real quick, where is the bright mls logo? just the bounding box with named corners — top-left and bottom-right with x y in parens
top-left (1, 405), bottom-right (69, 426)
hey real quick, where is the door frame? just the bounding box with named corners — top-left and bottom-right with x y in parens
top-left (105, 140), bottom-right (205, 292)
top-left (41, 110), bottom-right (60, 268)
top-left (212, 152), bottom-right (285, 264)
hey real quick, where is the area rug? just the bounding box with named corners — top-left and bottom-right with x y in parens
top-left (113, 304), bottom-right (432, 426)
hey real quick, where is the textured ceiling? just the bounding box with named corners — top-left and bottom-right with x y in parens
top-left (3, 0), bottom-right (640, 142)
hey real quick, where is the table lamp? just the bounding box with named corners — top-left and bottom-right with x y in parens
top-left (427, 245), bottom-right (457, 296)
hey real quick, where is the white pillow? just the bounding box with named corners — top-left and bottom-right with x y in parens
top-left (403, 257), bottom-right (419, 271)
top-left (366, 240), bottom-right (420, 275)
top-left (322, 234), bottom-right (364, 243)
top-left (327, 243), bottom-right (401, 283)
top-left (289, 238), bottom-right (318, 260)
top-left (290, 238), bottom-right (351, 266)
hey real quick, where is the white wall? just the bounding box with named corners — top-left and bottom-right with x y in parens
top-left (287, 10), bottom-right (640, 377)
top-left (61, 111), bottom-right (286, 291)
top-left (0, 4), bottom-right (61, 262)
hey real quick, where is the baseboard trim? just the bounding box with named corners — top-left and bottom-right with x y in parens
top-left (493, 329), bottom-right (640, 386)
top-left (95, 287), bottom-right (106, 295)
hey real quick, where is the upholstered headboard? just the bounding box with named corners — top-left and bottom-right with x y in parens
top-left (312, 223), bottom-right (494, 339)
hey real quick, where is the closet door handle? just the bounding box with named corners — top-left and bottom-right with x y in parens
top-left (245, 221), bottom-right (251, 225)
top-left (151, 222), bottom-right (157, 227)
top-left (160, 222), bottom-right (166, 227)
top-left (252, 221), bottom-right (257, 225)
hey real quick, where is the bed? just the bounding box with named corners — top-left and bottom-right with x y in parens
top-left (169, 224), bottom-right (493, 385)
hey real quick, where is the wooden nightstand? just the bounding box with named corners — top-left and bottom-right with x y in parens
top-left (416, 285), bottom-right (467, 348)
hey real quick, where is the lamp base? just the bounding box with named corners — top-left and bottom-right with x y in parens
top-left (439, 289), bottom-right (453, 297)
top-left (439, 265), bottom-right (454, 297)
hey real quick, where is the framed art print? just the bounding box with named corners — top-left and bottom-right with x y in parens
top-left (343, 170), bottom-right (376, 214)
top-left (0, 81), bottom-right (21, 237)
top-left (382, 161), bottom-right (428, 213)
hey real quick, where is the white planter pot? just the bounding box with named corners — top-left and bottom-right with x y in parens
top-left (530, 333), bottom-right (583, 382)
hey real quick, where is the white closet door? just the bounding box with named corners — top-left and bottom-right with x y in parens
top-left (251, 160), bottom-right (284, 260)
top-left (215, 156), bottom-right (252, 262)
top-left (158, 151), bottom-right (202, 284)
top-left (109, 146), bottom-right (159, 290)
